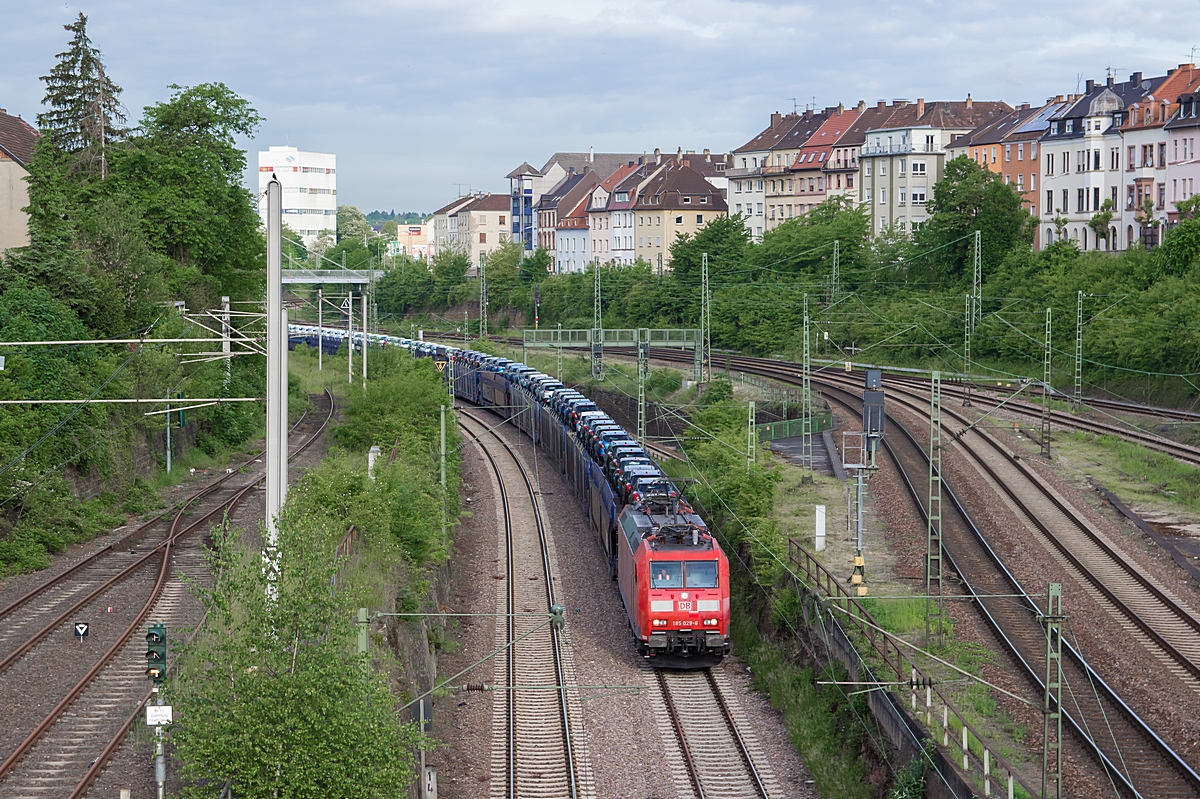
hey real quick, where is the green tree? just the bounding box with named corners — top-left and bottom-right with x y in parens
top-left (430, 249), bottom-right (469, 308)
top-left (169, 509), bottom-right (419, 798)
top-left (913, 155), bottom-right (1031, 285)
top-left (338, 205), bottom-right (373, 244)
top-left (1088, 199), bottom-right (1115, 246)
top-left (380, 219), bottom-right (398, 238)
top-left (519, 248), bottom-right (552, 283)
top-left (37, 12), bottom-right (126, 175)
top-left (108, 83), bottom-right (265, 302)
top-left (1155, 218), bottom-right (1200, 277)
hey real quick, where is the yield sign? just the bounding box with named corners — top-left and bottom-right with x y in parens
top-left (74, 622), bottom-right (89, 638)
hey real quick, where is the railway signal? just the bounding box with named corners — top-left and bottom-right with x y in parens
top-left (145, 623), bottom-right (167, 683)
top-left (74, 622), bottom-right (89, 640)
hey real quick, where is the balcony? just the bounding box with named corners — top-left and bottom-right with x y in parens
top-left (860, 143), bottom-right (942, 156)
top-left (762, 163), bottom-right (792, 176)
top-left (726, 166), bottom-right (762, 178)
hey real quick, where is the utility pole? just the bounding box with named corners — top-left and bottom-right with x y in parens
top-left (440, 404), bottom-right (447, 544)
top-left (972, 229), bottom-right (982, 331)
top-left (592, 263), bottom-right (603, 380)
top-left (801, 293), bottom-right (814, 484)
top-left (1041, 307), bottom-right (1052, 458)
top-left (747, 400), bottom-right (755, 472)
top-left (831, 239), bottom-right (840, 304)
top-left (317, 288), bottom-right (323, 371)
top-left (701, 252), bottom-right (711, 383)
top-left (926, 372), bottom-right (944, 648)
top-left (963, 293), bottom-right (972, 407)
top-left (479, 253), bottom-right (488, 339)
top-left (361, 286), bottom-right (367, 388)
top-left (165, 392), bottom-right (172, 474)
top-left (1073, 291), bottom-right (1083, 411)
top-left (348, 292), bottom-right (354, 385)
top-left (637, 328), bottom-right (649, 442)
top-left (557, 323), bottom-right (563, 381)
top-left (1041, 583), bottom-right (1065, 799)
top-left (265, 177), bottom-right (286, 566)
top-left (221, 295), bottom-right (231, 386)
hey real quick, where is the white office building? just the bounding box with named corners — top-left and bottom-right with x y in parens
top-left (257, 146), bottom-right (337, 246)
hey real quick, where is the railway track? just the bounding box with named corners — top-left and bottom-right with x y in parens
top-left (812, 377), bottom-right (1200, 797)
top-left (456, 407), bottom-right (592, 799)
top-left (650, 349), bottom-right (1200, 794)
top-left (653, 668), bottom-right (774, 799)
top-left (0, 389), bottom-right (334, 798)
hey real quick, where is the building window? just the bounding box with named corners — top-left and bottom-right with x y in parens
top-left (880, 188), bottom-right (887, 204)
top-left (656, 237), bottom-right (661, 246)
top-left (1017, 174), bottom-right (1024, 189)
top-left (926, 135), bottom-right (935, 152)
top-left (1127, 146), bottom-right (1136, 170)
top-left (675, 215), bottom-right (683, 224)
top-left (912, 161), bottom-right (926, 175)
top-left (480, 233), bottom-right (487, 244)
top-left (847, 175), bottom-right (854, 188)
top-left (757, 203), bottom-right (763, 215)
top-left (899, 187), bottom-right (907, 204)
top-left (696, 214), bottom-right (703, 224)
top-left (1077, 188), bottom-right (1085, 212)
top-left (1158, 183), bottom-right (1166, 209)
top-left (1005, 145), bottom-right (1011, 162)
top-left (880, 162), bottom-right (887, 176)
top-left (736, 203), bottom-right (743, 214)
top-left (899, 159), bottom-right (907, 175)
top-left (683, 196), bottom-right (692, 204)
top-left (1062, 188), bottom-right (1068, 212)
top-left (911, 190), bottom-right (926, 206)
top-left (1046, 190), bottom-right (1053, 213)
top-left (1065, 120), bottom-right (1073, 133)
top-left (1126, 185), bottom-right (1135, 210)
top-left (865, 162), bottom-right (872, 177)
top-left (1031, 173), bottom-right (1036, 190)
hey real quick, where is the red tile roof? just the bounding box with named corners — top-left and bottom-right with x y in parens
top-left (0, 110), bottom-right (39, 167)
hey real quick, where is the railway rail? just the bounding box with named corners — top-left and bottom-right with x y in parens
top-left (647, 348), bottom-right (1200, 795)
top-left (0, 389), bottom-right (334, 798)
top-left (654, 668), bottom-right (772, 799)
top-left (456, 407), bottom-right (590, 799)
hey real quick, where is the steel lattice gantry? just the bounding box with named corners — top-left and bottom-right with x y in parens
top-left (521, 328), bottom-right (704, 383)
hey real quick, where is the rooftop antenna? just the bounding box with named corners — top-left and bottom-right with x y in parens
top-left (788, 97), bottom-right (798, 114)
top-left (455, 183), bottom-right (466, 197)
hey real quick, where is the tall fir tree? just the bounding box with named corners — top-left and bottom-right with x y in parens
top-left (37, 12), bottom-right (125, 178)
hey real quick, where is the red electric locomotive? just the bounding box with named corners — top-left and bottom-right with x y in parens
top-left (615, 482), bottom-right (731, 668)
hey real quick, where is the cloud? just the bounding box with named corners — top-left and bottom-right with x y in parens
top-left (1, 1), bottom-right (1197, 211)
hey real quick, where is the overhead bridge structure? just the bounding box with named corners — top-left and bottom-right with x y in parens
top-left (281, 269), bottom-right (383, 284)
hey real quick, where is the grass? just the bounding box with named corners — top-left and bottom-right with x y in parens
top-left (1070, 430), bottom-right (1200, 508)
top-left (731, 577), bottom-right (877, 799)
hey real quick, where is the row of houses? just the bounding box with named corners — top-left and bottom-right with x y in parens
top-left (729, 63), bottom-right (1200, 252)
top-left (426, 63), bottom-right (1200, 274)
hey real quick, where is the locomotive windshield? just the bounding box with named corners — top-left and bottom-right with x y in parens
top-left (650, 560), bottom-right (719, 589)
top-left (650, 561), bottom-right (683, 588)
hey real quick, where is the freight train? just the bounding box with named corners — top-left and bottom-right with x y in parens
top-left (288, 325), bottom-right (731, 668)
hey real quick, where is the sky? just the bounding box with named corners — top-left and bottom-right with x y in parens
top-left (1, 1), bottom-right (1196, 213)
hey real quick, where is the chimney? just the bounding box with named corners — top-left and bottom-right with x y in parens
top-left (1086, 79), bottom-right (1095, 92)
top-left (966, 93), bottom-right (973, 109)
top-left (877, 100), bottom-right (886, 110)
top-left (678, 146), bottom-right (683, 159)
top-left (589, 146), bottom-right (594, 162)
top-left (916, 98), bottom-right (925, 117)
top-left (837, 102), bottom-right (845, 115)
top-left (857, 100), bottom-right (866, 112)
top-left (703, 148), bottom-right (710, 160)
top-left (1131, 71), bottom-right (1143, 84)
top-left (771, 112), bottom-right (782, 127)
top-left (654, 147), bottom-right (661, 164)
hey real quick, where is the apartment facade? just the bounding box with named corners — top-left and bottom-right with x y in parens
top-left (428, 195), bottom-right (476, 257)
top-left (508, 150), bottom-right (644, 252)
top-left (1040, 73), bottom-right (1168, 250)
top-left (860, 97), bottom-right (1012, 235)
top-left (729, 112), bottom-right (803, 239)
top-left (455, 193), bottom-right (511, 266)
top-left (1165, 87), bottom-right (1200, 221)
top-left (586, 163), bottom-right (639, 265)
top-left (257, 146), bottom-right (337, 245)
top-left (782, 106), bottom-right (861, 221)
top-left (0, 109), bottom-right (38, 252)
top-left (632, 163), bottom-right (728, 268)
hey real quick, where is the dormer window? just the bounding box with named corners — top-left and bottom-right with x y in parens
top-left (682, 196), bottom-right (691, 204)
top-left (700, 196), bottom-right (708, 204)
top-left (1065, 120), bottom-right (1073, 133)
top-left (1051, 122), bottom-right (1058, 134)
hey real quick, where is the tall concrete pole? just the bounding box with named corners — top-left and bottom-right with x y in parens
top-left (317, 288), bottom-right (323, 371)
top-left (348, 292), bottom-right (354, 385)
top-left (221, 295), bottom-right (231, 386)
top-left (361, 286), bottom-right (367, 388)
top-left (265, 178), bottom-right (284, 551)
top-left (279, 307), bottom-right (289, 504)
